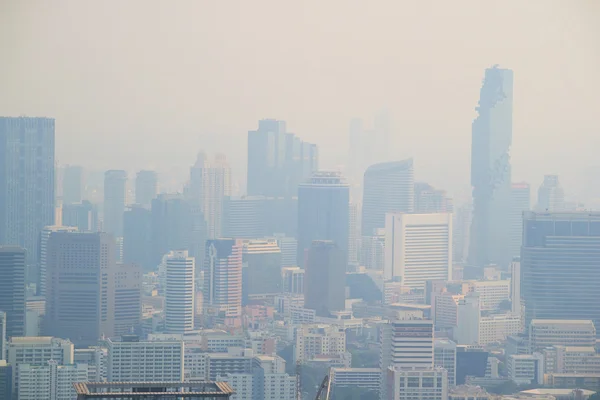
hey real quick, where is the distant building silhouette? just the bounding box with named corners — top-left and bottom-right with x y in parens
top-left (509, 182), bottom-right (530, 259)
top-left (61, 200), bottom-right (98, 232)
top-left (0, 247), bottom-right (26, 338)
top-left (304, 241), bottom-right (346, 317)
top-left (123, 204), bottom-right (153, 271)
top-left (469, 66), bottom-right (514, 269)
top-left (414, 182), bottom-right (453, 214)
top-left (103, 170), bottom-right (127, 238)
top-left (135, 170), bottom-right (158, 208)
top-left (536, 175), bottom-right (565, 211)
top-left (62, 165), bottom-right (84, 205)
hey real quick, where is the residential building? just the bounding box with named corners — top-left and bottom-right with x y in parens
top-left (386, 367), bottom-right (448, 400)
top-left (135, 170), bottom-right (158, 208)
top-left (62, 165), bottom-right (84, 205)
top-left (241, 239), bottom-right (282, 303)
top-left (103, 170), bottom-right (127, 238)
top-left (507, 353), bottom-right (544, 385)
top-left (0, 247), bottom-right (26, 338)
top-left (434, 339), bottom-right (457, 387)
top-left (297, 171), bottom-right (349, 266)
top-left (384, 213), bottom-right (452, 286)
top-left (510, 183), bottom-right (530, 259)
top-left (529, 319), bottom-right (596, 352)
top-left (165, 250), bottom-right (195, 333)
top-left (0, 117), bottom-right (55, 266)
top-left (469, 66), bottom-right (514, 269)
top-left (361, 160), bottom-right (414, 237)
top-left (295, 324), bottom-right (347, 364)
top-left (17, 361), bottom-right (87, 400)
top-left (537, 175), bottom-right (565, 211)
top-left (304, 241), bottom-right (346, 317)
top-left (521, 212), bottom-right (600, 326)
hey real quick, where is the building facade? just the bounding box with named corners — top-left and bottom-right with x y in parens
top-left (165, 250), bottom-right (195, 333)
top-left (103, 170), bottom-right (127, 238)
top-left (0, 247), bottom-right (26, 338)
top-left (135, 170), bottom-right (158, 208)
top-left (304, 241), bottom-right (346, 317)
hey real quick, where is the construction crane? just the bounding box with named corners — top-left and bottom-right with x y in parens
top-left (314, 371), bottom-right (332, 400)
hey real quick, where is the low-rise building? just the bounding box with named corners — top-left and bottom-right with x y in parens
top-left (529, 320), bottom-right (596, 352)
top-left (386, 367), bottom-right (448, 400)
top-left (17, 361), bottom-right (88, 400)
top-left (507, 353), bottom-right (544, 385)
top-left (330, 368), bottom-right (381, 391)
top-left (295, 324), bottom-right (346, 364)
top-left (448, 385), bottom-right (492, 400)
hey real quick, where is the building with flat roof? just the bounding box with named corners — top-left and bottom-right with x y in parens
top-left (529, 319), bottom-right (596, 352)
top-left (73, 381), bottom-right (234, 399)
top-left (330, 368), bottom-right (381, 391)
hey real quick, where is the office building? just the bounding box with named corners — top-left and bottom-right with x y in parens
top-left (348, 202), bottom-right (360, 267)
top-left (0, 117), bottom-right (55, 266)
top-left (434, 339), bottom-right (457, 387)
top-left (44, 232), bottom-right (117, 346)
top-left (165, 250), bottom-right (195, 333)
top-left (478, 313), bottom-right (522, 345)
top-left (521, 211), bottom-right (600, 326)
top-left (135, 170), bottom-right (158, 208)
top-left (432, 291), bottom-right (462, 329)
top-left (38, 225), bottom-right (78, 297)
top-left (386, 367), bottom-right (448, 400)
top-left (106, 335), bottom-right (184, 382)
top-left (469, 66), bottom-right (514, 269)
top-left (361, 230), bottom-right (385, 270)
top-left (17, 361), bottom-right (88, 400)
top-left (297, 172), bottom-right (349, 266)
top-left (453, 293), bottom-right (481, 345)
top-left (507, 353), bottom-right (544, 385)
top-left (222, 196), bottom-right (298, 239)
top-left (206, 348), bottom-right (254, 381)
top-left (380, 319), bottom-right (434, 371)
top-left (113, 263), bottom-right (142, 336)
top-left (453, 203), bottom-right (472, 264)
top-left (123, 204), bottom-right (153, 271)
top-left (73, 382), bottom-right (234, 400)
top-left (0, 312), bottom-right (5, 360)
top-left (414, 182), bottom-right (453, 214)
top-left (282, 267), bottom-right (304, 294)
top-left (0, 360), bottom-right (10, 400)
top-left (384, 213), bottom-right (452, 286)
top-left (509, 183), bottom-right (530, 258)
top-left (61, 200), bottom-right (98, 232)
top-left (537, 175), bottom-right (565, 211)
top-left (75, 347), bottom-right (107, 382)
top-left (203, 240), bottom-right (243, 327)
top-left (464, 279), bottom-right (511, 311)
top-left (361, 160), bottom-right (414, 237)
top-left (330, 368), bottom-right (381, 391)
top-left (511, 259), bottom-right (521, 315)
top-left (295, 324), bottom-right (346, 364)
top-left (0, 247), bottom-right (26, 338)
top-left (241, 239), bottom-right (282, 303)
top-left (103, 170), bottom-right (127, 238)
top-left (304, 241), bottom-right (346, 317)
top-left (529, 319), bottom-right (596, 352)
top-left (275, 235), bottom-right (297, 268)
top-left (62, 165), bottom-right (84, 205)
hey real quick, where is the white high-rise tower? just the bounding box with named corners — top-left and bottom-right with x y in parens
top-left (165, 250), bottom-right (195, 333)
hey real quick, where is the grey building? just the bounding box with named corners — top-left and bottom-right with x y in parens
top-left (0, 117), bottom-right (55, 266)
top-left (361, 160), bottom-right (414, 237)
top-left (61, 200), bottom-right (98, 232)
top-left (113, 263), bottom-right (142, 336)
top-left (123, 205), bottom-right (153, 271)
top-left (509, 182), bottom-right (530, 259)
top-left (241, 239), bottom-right (282, 304)
top-left (521, 211), bottom-right (600, 327)
top-left (62, 165), bottom-right (84, 205)
top-left (135, 170), bottom-right (158, 208)
top-left (536, 175), bottom-right (565, 212)
top-left (297, 172), bottom-right (349, 266)
top-left (0, 247), bottom-right (25, 338)
top-left (103, 170), bottom-right (127, 238)
top-left (222, 196), bottom-right (297, 239)
top-left (0, 312), bottom-right (5, 360)
top-left (469, 66), bottom-right (514, 269)
top-left (414, 182), bottom-right (452, 214)
top-left (304, 241), bottom-right (346, 317)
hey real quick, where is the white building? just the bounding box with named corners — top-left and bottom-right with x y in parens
top-left (387, 367), bottom-right (448, 400)
top-left (74, 347), bottom-right (107, 382)
top-left (434, 339), bottom-right (457, 387)
top-left (464, 280), bottom-right (511, 311)
top-left (384, 213), bottom-right (452, 287)
top-left (453, 294), bottom-right (481, 345)
top-left (295, 324), bottom-right (346, 364)
top-left (165, 250), bottom-right (195, 333)
top-left (529, 320), bottom-right (596, 352)
top-left (479, 313), bottom-right (522, 345)
top-left (507, 353), bottom-right (544, 385)
top-left (381, 319), bottom-right (434, 371)
top-left (105, 335), bottom-right (184, 382)
top-left (17, 361), bottom-right (88, 400)
top-left (330, 368), bottom-right (381, 391)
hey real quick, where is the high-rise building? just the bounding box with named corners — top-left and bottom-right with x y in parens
top-left (113, 263), bottom-right (142, 336)
top-left (135, 170), bottom-right (158, 208)
top-left (414, 182), bottom-right (453, 214)
top-left (297, 172), bottom-right (349, 266)
top-left (247, 119), bottom-right (318, 198)
top-left (123, 204), bottom-right (153, 271)
top-left (385, 213), bottom-right (452, 286)
top-left (361, 230), bottom-right (385, 270)
top-left (204, 239), bottom-right (243, 327)
top-left (275, 234), bottom-right (297, 268)
top-left (61, 200), bottom-right (98, 232)
top-left (0, 312), bottom-right (6, 360)
top-left (528, 319), bottom-right (596, 352)
top-left (0, 117), bottom-right (55, 266)
top-left (509, 183), bottom-right (530, 259)
top-left (348, 202), bottom-right (360, 268)
top-left (536, 175), bottom-right (565, 211)
top-left (521, 211), bottom-right (600, 326)
top-left (453, 203), bottom-right (472, 264)
top-left (304, 241), bottom-right (346, 317)
top-left (361, 160), bottom-right (414, 237)
top-left (62, 165), bottom-right (84, 205)
top-left (165, 250), bottom-right (195, 333)
top-left (0, 247), bottom-right (26, 338)
top-left (434, 339), bottom-right (457, 387)
top-left (44, 232), bottom-right (117, 346)
top-left (38, 225), bottom-right (78, 297)
top-left (510, 259), bottom-right (521, 315)
top-left (241, 239), bottom-right (282, 303)
top-left (295, 324), bottom-right (347, 364)
top-left (103, 170), bottom-right (127, 238)
top-left (282, 267), bottom-right (304, 294)
top-left (222, 196), bottom-right (298, 239)
top-left (469, 66), bottom-right (514, 269)
top-left (380, 319), bottom-right (434, 371)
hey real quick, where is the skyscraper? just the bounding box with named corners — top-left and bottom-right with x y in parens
top-left (0, 312), bottom-right (5, 361)
top-left (536, 175), bottom-right (565, 211)
top-left (44, 232), bottom-right (117, 346)
top-left (385, 213), bottom-right (452, 287)
top-left (113, 263), bottom-right (142, 336)
top-left (469, 66), bottom-right (514, 269)
top-left (61, 200), bottom-right (98, 232)
top-left (103, 170), bottom-right (127, 238)
top-left (361, 160), bottom-right (414, 237)
top-left (204, 239), bottom-right (243, 327)
top-left (62, 165), bottom-right (84, 205)
top-left (0, 117), bottom-right (55, 266)
top-left (304, 241), bottom-right (346, 317)
top-left (0, 247), bottom-right (26, 338)
top-left (123, 205), bottom-right (153, 271)
top-left (509, 183), bottom-right (530, 259)
top-left (521, 211), bottom-right (600, 327)
top-left (348, 202), bottom-right (360, 268)
top-left (165, 250), bottom-right (195, 333)
top-left (414, 182), bottom-right (453, 214)
top-left (39, 225), bottom-right (78, 297)
top-left (241, 239), bottom-right (282, 303)
top-left (297, 172), bottom-right (349, 267)
top-left (135, 170), bottom-right (158, 208)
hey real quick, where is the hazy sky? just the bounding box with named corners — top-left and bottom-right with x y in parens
top-left (1, 1), bottom-right (599, 201)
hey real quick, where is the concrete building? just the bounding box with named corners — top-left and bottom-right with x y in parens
top-left (361, 230), bottom-right (385, 270)
top-left (434, 339), bottom-right (457, 387)
top-left (165, 250), bottom-right (195, 333)
top-left (330, 368), bottom-right (381, 391)
top-left (542, 346), bottom-right (600, 375)
top-left (39, 225), bottom-right (78, 297)
top-left (464, 279), bottom-right (511, 311)
top-left (386, 367), bottom-right (448, 400)
top-left (73, 381), bottom-right (234, 400)
top-left (17, 361), bottom-right (88, 400)
top-left (297, 171), bottom-right (349, 266)
top-left (511, 259), bottom-right (522, 315)
top-left (135, 170), bottom-right (158, 208)
top-left (275, 235), bottom-right (297, 268)
top-left (478, 313), bottom-right (522, 345)
top-left (61, 200), bottom-right (98, 233)
top-left (385, 213), bottom-right (452, 286)
top-left (529, 319), bottom-right (596, 352)
top-left (222, 197), bottom-right (298, 240)
top-left (106, 335), bottom-right (184, 382)
top-left (74, 347), bottom-right (107, 382)
top-left (0, 247), bottom-right (26, 338)
top-left (241, 239), bottom-right (282, 303)
top-left (103, 170), bottom-right (127, 238)
top-left (453, 293), bottom-right (481, 345)
top-left (380, 319), bottom-right (434, 373)
top-left (295, 324), bottom-right (346, 364)
top-left (113, 263), bottom-right (142, 336)
top-left (507, 353), bottom-right (544, 385)
top-left (348, 202), bottom-right (360, 268)
top-left (432, 291), bottom-right (463, 330)
top-left (0, 117), bottom-right (56, 267)
top-left (361, 160), bottom-right (414, 237)
top-left (521, 212), bottom-right (600, 326)
top-left (510, 183), bottom-right (530, 259)
top-left (203, 240), bottom-right (243, 327)
top-left (281, 267), bottom-right (304, 295)
top-left (0, 312), bottom-right (5, 360)
top-left (453, 203), bottom-right (472, 264)
top-left (304, 241), bottom-right (346, 317)
top-left (414, 182), bottom-right (453, 214)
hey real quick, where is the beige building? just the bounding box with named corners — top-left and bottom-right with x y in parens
top-left (295, 324), bottom-right (346, 365)
top-left (479, 313), bottom-right (522, 345)
top-left (544, 346), bottom-right (600, 375)
top-left (529, 320), bottom-right (596, 352)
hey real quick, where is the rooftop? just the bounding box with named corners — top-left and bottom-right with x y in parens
top-left (73, 382), bottom-right (234, 399)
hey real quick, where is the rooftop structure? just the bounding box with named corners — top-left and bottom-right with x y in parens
top-left (74, 381), bottom-right (234, 399)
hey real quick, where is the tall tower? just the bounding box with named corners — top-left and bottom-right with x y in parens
top-left (509, 183), bottom-right (530, 259)
top-left (165, 250), bottom-right (195, 333)
top-left (203, 239), bottom-right (243, 327)
top-left (103, 170), bottom-right (127, 238)
top-left (361, 160), bottom-right (414, 237)
top-left (135, 170), bottom-right (158, 208)
top-left (469, 66), bottom-right (514, 269)
top-left (297, 172), bottom-right (350, 267)
top-left (0, 117), bottom-right (55, 266)
top-left (304, 241), bottom-right (346, 317)
top-left (0, 247), bottom-right (26, 338)
top-left (62, 165), bottom-right (84, 205)
top-left (123, 205), bottom-right (153, 271)
top-left (39, 225), bottom-right (78, 297)
top-left (536, 175), bottom-right (565, 211)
